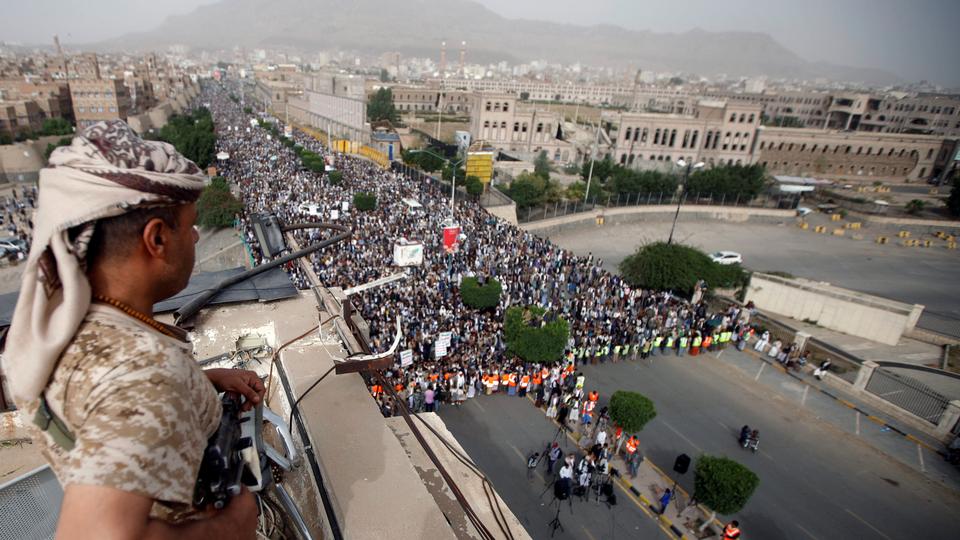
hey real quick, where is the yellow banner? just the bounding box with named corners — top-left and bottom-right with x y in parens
top-left (466, 152), bottom-right (494, 183)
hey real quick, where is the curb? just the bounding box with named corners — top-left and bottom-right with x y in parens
top-left (525, 393), bottom-right (700, 539)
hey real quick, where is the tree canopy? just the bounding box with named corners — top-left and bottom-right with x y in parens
top-left (685, 164), bottom-right (767, 202)
top-left (353, 192), bottom-right (377, 211)
top-left (507, 172), bottom-right (549, 208)
top-left (694, 455), bottom-right (759, 515)
top-left (460, 276), bottom-right (502, 309)
top-left (609, 391), bottom-right (657, 433)
top-left (402, 148), bottom-right (445, 172)
top-left (609, 168), bottom-right (677, 195)
top-left (504, 306), bottom-right (569, 364)
top-left (157, 107), bottom-right (216, 168)
top-left (197, 177), bottom-right (243, 228)
top-left (619, 242), bottom-right (748, 296)
top-left (368, 88), bottom-right (399, 123)
top-left (534, 150), bottom-right (552, 180)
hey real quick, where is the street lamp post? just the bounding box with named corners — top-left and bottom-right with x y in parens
top-left (410, 149), bottom-right (464, 218)
top-left (668, 159), bottom-right (705, 245)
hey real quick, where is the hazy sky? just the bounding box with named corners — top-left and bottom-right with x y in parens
top-left (3, 0), bottom-right (958, 85)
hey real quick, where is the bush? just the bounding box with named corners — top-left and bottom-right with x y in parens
top-left (619, 242), bottom-right (748, 296)
top-left (694, 455), bottom-right (759, 515)
top-left (609, 168), bottom-right (677, 196)
top-left (328, 170), bottom-right (343, 185)
top-left (460, 276), bottom-right (502, 309)
top-left (197, 177), bottom-right (243, 228)
top-left (507, 172), bottom-right (549, 208)
top-left (353, 192), bottom-right (377, 211)
top-left (243, 106), bottom-right (253, 115)
top-left (504, 305), bottom-right (569, 364)
top-left (608, 391), bottom-right (656, 433)
top-left (534, 150), bottom-right (552, 180)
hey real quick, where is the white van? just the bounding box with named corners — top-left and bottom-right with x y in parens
top-left (298, 202), bottom-right (324, 218)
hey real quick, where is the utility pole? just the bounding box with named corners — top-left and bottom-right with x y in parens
top-left (584, 122), bottom-right (601, 204)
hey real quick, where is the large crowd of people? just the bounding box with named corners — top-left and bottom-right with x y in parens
top-left (201, 80), bottom-right (809, 460)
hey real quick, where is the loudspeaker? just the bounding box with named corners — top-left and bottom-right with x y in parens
top-left (555, 478), bottom-right (571, 500)
top-left (673, 453), bottom-right (691, 475)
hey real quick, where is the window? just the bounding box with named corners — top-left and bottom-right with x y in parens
top-left (926, 148), bottom-right (934, 159)
top-left (668, 129), bottom-right (677, 147)
top-left (536, 123), bottom-right (543, 133)
top-left (690, 130), bottom-right (698, 147)
top-left (919, 167), bottom-right (926, 177)
top-left (513, 122), bottom-right (519, 132)
top-left (503, 103), bottom-right (508, 112)
top-left (521, 123), bottom-right (528, 132)
top-left (500, 121), bottom-right (506, 129)
top-left (109, 106), bottom-right (116, 112)
top-left (625, 127), bottom-right (633, 141)
top-left (748, 114), bottom-right (755, 123)
top-left (654, 128), bottom-right (661, 145)
top-left (620, 154), bottom-right (627, 164)
top-left (494, 102), bottom-right (501, 111)
top-left (730, 113), bottom-right (736, 122)
top-left (682, 130), bottom-right (690, 148)
top-left (483, 121), bottom-right (490, 128)
top-left (485, 102), bottom-right (491, 111)
top-left (641, 128), bottom-right (648, 143)
top-left (739, 114), bottom-right (746, 123)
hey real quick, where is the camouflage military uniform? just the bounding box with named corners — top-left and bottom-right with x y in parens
top-left (27, 304), bottom-right (220, 519)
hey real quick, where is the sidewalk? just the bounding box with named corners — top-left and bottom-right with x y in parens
top-left (712, 341), bottom-right (960, 494)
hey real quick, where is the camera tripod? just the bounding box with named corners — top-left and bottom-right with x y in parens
top-left (547, 498), bottom-right (565, 537)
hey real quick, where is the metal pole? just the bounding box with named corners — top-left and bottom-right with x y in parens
top-left (668, 165), bottom-right (689, 245)
top-left (584, 122), bottom-right (601, 203)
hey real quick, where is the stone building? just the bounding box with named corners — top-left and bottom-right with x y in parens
top-left (468, 93), bottom-right (572, 161)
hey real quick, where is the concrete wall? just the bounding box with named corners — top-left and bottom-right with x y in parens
top-left (745, 272), bottom-right (923, 346)
top-left (522, 205), bottom-right (795, 235)
top-left (0, 136), bottom-right (64, 183)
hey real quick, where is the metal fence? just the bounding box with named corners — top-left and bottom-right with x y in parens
top-left (518, 191), bottom-right (798, 223)
top-left (865, 367), bottom-right (951, 425)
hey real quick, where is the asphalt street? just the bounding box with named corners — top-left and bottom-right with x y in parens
top-left (439, 395), bottom-right (666, 540)
top-left (441, 352), bottom-right (960, 539)
top-left (547, 220), bottom-right (960, 337)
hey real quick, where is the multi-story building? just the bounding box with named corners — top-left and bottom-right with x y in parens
top-left (610, 100), bottom-right (764, 168)
top-left (0, 80), bottom-right (73, 124)
top-left (69, 79), bottom-right (132, 129)
top-left (0, 100), bottom-right (43, 140)
top-left (469, 93), bottom-right (572, 161)
top-left (755, 128), bottom-right (948, 182)
top-left (384, 84), bottom-right (473, 115)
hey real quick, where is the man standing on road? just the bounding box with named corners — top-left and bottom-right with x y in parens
top-left (2, 121), bottom-right (261, 538)
top-left (547, 442), bottom-right (562, 474)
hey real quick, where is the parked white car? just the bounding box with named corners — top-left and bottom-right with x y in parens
top-left (710, 251), bottom-right (743, 265)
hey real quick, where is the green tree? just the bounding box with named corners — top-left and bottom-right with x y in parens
top-left (465, 175), bottom-right (484, 198)
top-left (580, 156), bottom-right (617, 185)
top-left (243, 106), bottom-right (253, 115)
top-left (504, 306), bottom-right (569, 364)
top-left (197, 177), bottom-right (243, 228)
top-left (619, 242), bottom-right (747, 296)
top-left (685, 164), bottom-right (767, 202)
top-left (948, 178), bottom-right (960, 217)
top-left (40, 117), bottom-right (73, 136)
top-left (519, 91), bottom-right (530, 101)
top-left (609, 168), bottom-right (677, 196)
top-left (460, 276), bottom-right (502, 309)
top-left (565, 180), bottom-right (604, 201)
top-left (442, 163), bottom-right (466, 182)
top-left (608, 391), bottom-right (657, 433)
top-left (157, 107), bottom-right (216, 168)
top-left (402, 149), bottom-right (445, 172)
top-left (43, 136), bottom-right (73, 162)
top-left (534, 150), bottom-right (552, 180)
top-left (328, 170), bottom-right (344, 185)
top-left (353, 192), bottom-right (377, 211)
top-left (507, 172), bottom-right (548, 208)
top-left (368, 88), bottom-right (399, 123)
top-left (694, 455), bottom-right (759, 525)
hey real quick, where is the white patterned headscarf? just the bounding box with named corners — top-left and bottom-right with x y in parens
top-left (3, 120), bottom-right (207, 406)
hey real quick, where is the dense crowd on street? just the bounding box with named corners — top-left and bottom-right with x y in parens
top-left (0, 185), bottom-right (36, 260)
top-left (203, 81), bottom-right (814, 455)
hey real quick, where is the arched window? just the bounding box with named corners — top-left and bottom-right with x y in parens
top-left (739, 114), bottom-right (746, 123)
top-left (669, 129), bottom-right (677, 147)
top-left (641, 128), bottom-right (648, 143)
top-left (620, 153), bottom-right (627, 164)
top-left (654, 128), bottom-right (661, 145)
top-left (483, 121), bottom-right (490, 128)
top-left (625, 127), bottom-right (633, 141)
top-left (690, 130), bottom-right (698, 148)
top-left (748, 114), bottom-right (755, 123)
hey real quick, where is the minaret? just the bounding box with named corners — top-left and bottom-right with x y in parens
top-left (458, 41), bottom-right (466, 77)
top-left (53, 35), bottom-right (67, 78)
top-left (439, 41), bottom-right (447, 76)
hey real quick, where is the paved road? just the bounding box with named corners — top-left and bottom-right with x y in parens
top-left (442, 351), bottom-right (960, 539)
top-left (439, 396), bottom-right (666, 540)
top-left (547, 220), bottom-right (960, 337)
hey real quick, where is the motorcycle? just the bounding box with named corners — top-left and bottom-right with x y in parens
top-left (741, 429), bottom-right (760, 453)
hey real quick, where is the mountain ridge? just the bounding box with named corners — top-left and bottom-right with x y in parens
top-left (84, 0), bottom-right (901, 85)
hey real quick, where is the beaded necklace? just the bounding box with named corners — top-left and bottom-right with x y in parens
top-left (93, 294), bottom-right (178, 339)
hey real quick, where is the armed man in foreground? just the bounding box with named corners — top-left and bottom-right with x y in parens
top-left (2, 120), bottom-right (262, 539)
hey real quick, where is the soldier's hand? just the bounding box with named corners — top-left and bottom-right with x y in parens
top-left (205, 368), bottom-right (266, 411)
top-left (220, 487), bottom-right (259, 539)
